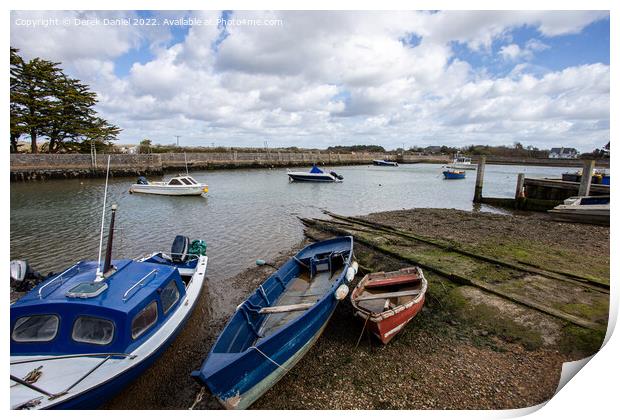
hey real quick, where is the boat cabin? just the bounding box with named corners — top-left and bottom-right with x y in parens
top-left (166, 176), bottom-right (201, 186)
top-left (10, 259), bottom-right (187, 356)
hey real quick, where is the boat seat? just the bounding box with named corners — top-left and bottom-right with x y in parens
top-left (309, 254), bottom-right (333, 279)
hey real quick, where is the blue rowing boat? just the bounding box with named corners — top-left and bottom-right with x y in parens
top-left (192, 236), bottom-right (357, 409)
top-left (443, 169), bottom-right (466, 179)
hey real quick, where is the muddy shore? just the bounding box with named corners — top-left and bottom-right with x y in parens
top-left (103, 208), bottom-right (608, 410)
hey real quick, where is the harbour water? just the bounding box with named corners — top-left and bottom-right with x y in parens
top-left (10, 163), bottom-right (573, 279)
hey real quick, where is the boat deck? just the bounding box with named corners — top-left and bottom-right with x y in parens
top-left (257, 270), bottom-right (337, 339)
top-left (357, 285), bottom-right (420, 313)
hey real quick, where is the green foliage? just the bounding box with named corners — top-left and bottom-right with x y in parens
top-left (326, 144), bottom-right (386, 153)
top-left (10, 47), bottom-right (121, 153)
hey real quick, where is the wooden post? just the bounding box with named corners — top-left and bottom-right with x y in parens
top-left (578, 160), bottom-right (596, 197)
top-left (473, 156), bottom-right (486, 203)
top-left (515, 173), bottom-right (525, 199)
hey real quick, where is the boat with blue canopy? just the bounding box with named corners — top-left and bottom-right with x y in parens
top-left (10, 158), bottom-right (208, 410)
top-left (191, 236), bottom-right (357, 409)
top-left (287, 164), bottom-right (343, 182)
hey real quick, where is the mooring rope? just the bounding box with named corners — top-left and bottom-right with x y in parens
top-left (249, 346), bottom-right (290, 374)
top-left (189, 386), bottom-right (206, 410)
top-left (354, 313), bottom-right (371, 349)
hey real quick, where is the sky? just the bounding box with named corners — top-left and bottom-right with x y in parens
top-left (10, 10), bottom-right (610, 152)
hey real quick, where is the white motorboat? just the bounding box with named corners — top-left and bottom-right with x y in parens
top-left (548, 195), bottom-right (609, 226)
top-left (287, 164), bottom-right (343, 182)
top-left (129, 175), bottom-right (208, 196)
top-left (447, 155), bottom-right (477, 170)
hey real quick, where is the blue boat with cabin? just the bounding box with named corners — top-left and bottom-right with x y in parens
top-left (191, 236), bottom-right (357, 409)
top-left (10, 160), bottom-right (208, 410)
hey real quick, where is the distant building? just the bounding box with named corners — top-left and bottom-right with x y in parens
top-left (548, 147), bottom-right (579, 159)
top-left (424, 146), bottom-right (442, 154)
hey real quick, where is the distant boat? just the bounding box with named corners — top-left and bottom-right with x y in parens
top-left (192, 237), bottom-right (357, 409)
top-left (447, 155), bottom-right (477, 170)
top-left (129, 175), bottom-right (208, 196)
top-left (443, 169), bottom-right (466, 179)
top-left (372, 159), bottom-right (399, 167)
top-left (350, 267), bottom-right (427, 344)
top-left (287, 164), bottom-right (343, 182)
top-left (548, 195), bottom-right (609, 226)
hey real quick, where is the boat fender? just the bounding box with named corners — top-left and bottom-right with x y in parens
top-left (334, 284), bottom-right (349, 301)
top-left (351, 261), bottom-right (359, 275)
top-left (345, 266), bottom-right (357, 283)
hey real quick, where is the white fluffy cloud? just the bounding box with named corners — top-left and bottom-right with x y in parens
top-left (10, 10), bottom-right (610, 151)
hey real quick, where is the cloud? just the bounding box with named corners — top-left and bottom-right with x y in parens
top-left (9, 10), bottom-right (610, 151)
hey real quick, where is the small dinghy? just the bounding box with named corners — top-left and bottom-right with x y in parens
top-left (287, 164), bottom-right (343, 182)
top-left (10, 159), bottom-right (208, 410)
top-left (373, 159), bottom-right (399, 167)
top-left (548, 195), bottom-right (610, 226)
top-left (351, 267), bottom-right (427, 344)
top-left (129, 174), bottom-right (208, 196)
top-left (443, 168), bottom-right (466, 179)
top-left (192, 237), bottom-right (357, 409)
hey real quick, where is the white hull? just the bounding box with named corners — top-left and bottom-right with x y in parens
top-left (287, 172), bottom-right (340, 182)
top-left (10, 256), bottom-right (208, 410)
top-left (129, 184), bottom-right (206, 196)
top-left (447, 163), bottom-right (477, 170)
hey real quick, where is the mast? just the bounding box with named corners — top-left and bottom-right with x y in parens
top-left (95, 156), bottom-right (111, 282)
top-left (102, 204), bottom-right (117, 275)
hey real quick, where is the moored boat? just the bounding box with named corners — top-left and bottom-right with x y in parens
top-left (10, 168), bottom-right (209, 409)
top-left (548, 195), bottom-right (609, 226)
top-left (372, 159), bottom-right (399, 167)
top-left (191, 237), bottom-right (356, 409)
top-left (350, 267), bottom-right (427, 344)
top-left (287, 164), bottom-right (343, 182)
top-left (443, 168), bottom-right (466, 179)
top-left (129, 174), bottom-right (208, 196)
top-left (447, 155), bottom-right (477, 170)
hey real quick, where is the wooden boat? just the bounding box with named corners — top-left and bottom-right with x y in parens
top-left (287, 164), bottom-right (343, 182)
top-left (129, 174), bottom-right (208, 196)
top-left (443, 168), bottom-right (466, 179)
top-left (350, 267), bottom-right (427, 344)
top-left (192, 237), bottom-right (356, 409)
top-left (548, 195), bottom-right (609, 226)
top-left (372, 159), bottom-right (399, 167)
top-left (10, 210), bottom-right (208, 409)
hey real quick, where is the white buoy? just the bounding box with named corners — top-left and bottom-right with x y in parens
top-left (334, 284), bottom-right (349, 300)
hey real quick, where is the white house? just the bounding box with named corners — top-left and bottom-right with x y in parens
top-left (549, 147), bottom-right (579, 159)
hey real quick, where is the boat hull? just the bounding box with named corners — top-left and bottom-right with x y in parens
top-left (373, 160), bottom-right (398, 167)
top-left (129, 184), bottom-right (206, 195)
top-left (447, 164), bottom-right (477, 170)
top-left (287, 173), bottom-right (338, 182)
top-left (359, 296), bottom-right (425, 344)
top-left (11, 256), bottom-right (208, 410)
top-left (443, 171), bottom-right (466, 179)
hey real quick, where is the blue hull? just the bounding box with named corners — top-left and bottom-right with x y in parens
top-left (443, 171), bottom-right (466, 179)
top-left (45, 284), bottom-right (201, 409)
top-left (192, 237), bottom-right (353, 409)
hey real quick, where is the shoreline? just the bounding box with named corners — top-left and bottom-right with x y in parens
top-left (101, 207), bottom-right (608, 409)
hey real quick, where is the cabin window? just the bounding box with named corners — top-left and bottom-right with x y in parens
top-left (169, 179), bottom-right (183, 185)
top-left (160, 280), bottom-right (180, 314)
top-left (12, 315), bottom-right (59, 342)
top-left (131, 301), bottom-right (158, 339)
top-left (180, 178), bottom-right (192, 185)
top-left (72, 316), bottom-right (115, 345)
top-left (186, 178), bottom-right (197, 185)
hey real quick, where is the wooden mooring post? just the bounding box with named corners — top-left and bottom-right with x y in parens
top-left (473, 156), bottom-right (486, 203)
top-left (515, 173), bottom-right (525, 199)
top-left (578, 160), bottom-right (596, 197)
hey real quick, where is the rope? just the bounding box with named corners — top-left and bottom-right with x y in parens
top-left (250, 346), bottom-right (290, 374)
top-left (189, 386), bottom-right (206, 410)
top-left (354, 313), bottom-right (371, 349)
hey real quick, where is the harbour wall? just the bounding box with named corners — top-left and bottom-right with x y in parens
top-left (10, 152), bottom-right (449, 181)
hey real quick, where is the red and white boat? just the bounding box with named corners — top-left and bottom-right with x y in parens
top-left (351, 267), bottom-right (427, 344)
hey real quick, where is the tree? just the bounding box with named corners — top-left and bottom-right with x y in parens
top-left (139, 139), bottom-right (152, 154)
top-left (10, 47), bottom-right (121, 153)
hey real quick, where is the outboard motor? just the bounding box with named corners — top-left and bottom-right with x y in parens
top-left (10, 260), bottom-right (43, 292)
top-left (136, 176), bottom-right (149, 185)
top-left (330, 171), bottom-right (344, 180)
top-left (171, 235), bottom-right (190, 263)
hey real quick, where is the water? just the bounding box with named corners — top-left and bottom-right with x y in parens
top-left (10, 163), bottom-right (573, 279)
